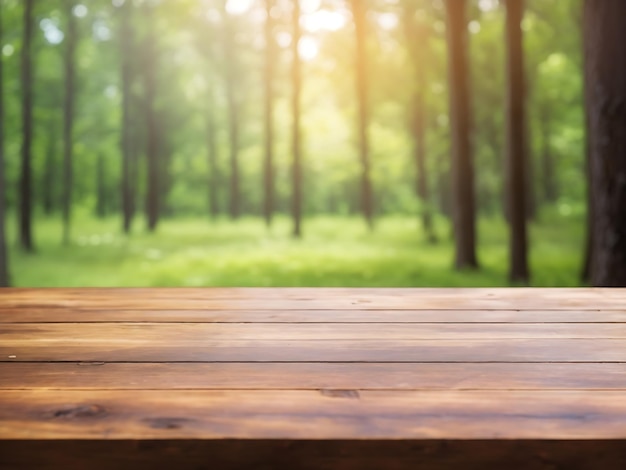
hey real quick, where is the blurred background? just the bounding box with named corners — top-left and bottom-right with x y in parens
top-left (0, 0), bottom-right (588, 287)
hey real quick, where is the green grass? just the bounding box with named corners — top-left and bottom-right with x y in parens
top-left (8, 212), bottom-right (585, 287)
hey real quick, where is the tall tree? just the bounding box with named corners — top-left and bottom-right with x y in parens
top-left (19, 0), bottom-right (35, 251)
top-left (444, 0), bottom-right (477, 269)
top-left (583, 0), bottom-right (626, 286)
top-left (222, 3), bottom-right (241, 220)
top-left (142, 3), bottom-right (160, 232)
top-left (292, 0), bottom-right (303, 237)
top-left (206, 72), bottom-right (220, 219)
top-left (62, 0), bottom-right (78, 244)
top-left (120, 0), bottom-right (136, 233)
top-left (403, 2), bottom-right (436, 243)
top-left (538, 104), bottom-right (557, 203)
top-left (263, 0), bottom-right (276, 227)
top-left (504, 0), bottom-right (529, 283)
top-left (350, 0), bottom-right (374, 230)
top-left (0, 1), bottom-right (10, 286)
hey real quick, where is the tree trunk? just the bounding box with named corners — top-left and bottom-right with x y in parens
top-left (222, 6), bottom-right (240, 220)
top-left (263, 0), bottom-right (276, 228)
top-left (96, 153), bottom-right (107, 218)
top-left (0, 3), bottom-right (10, 286)
top-left (41, 124), bottom-right (57, 215)
top-left (143, 4), bottom-right (160, 232)
top-left (291, 0), bottom-right (303, 238)
top-left (583, 0), bottom-right (626, 286)
top-left (444, 0), bottom-right (478, 269)
top-left (19, 0), bottom-right (35, 252)
top-left (403, 5), bottom-right (436, 243)
top-left (539, 105), bottom-right (557, 203)
top-left (206, 89), bottom-right (220, 219)
top-left (350, 0), bottom-right (374, 230)
top-left (505, 0), bottom-right (530, 283)
top-left (62, 0), bottom-right (77, 245)
top-left (120, 0), bottom-right (136, 234)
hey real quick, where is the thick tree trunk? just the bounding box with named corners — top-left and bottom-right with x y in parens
top-left (350, 0), bottom-right (374, 230)
top-left (19, 0), bottom-right (35, 252)
top-left (291, 0), bottom-right (303, 238)
top-left (143, 5), bottom-right (160, 232)
top-left (444, 0), bottom-right (477, 269)
top-left (0, 3), bottom-right (10, 286)
top-left (505, 0), bottom-right (530, 283)
top-left (263, 0), bottom-right (276, 228)
top-left (62, 0), bottom-right (77, 245)
top-left (403, 6), bottom-right (436, 243)
top-left (120, 0), bottom-right (136, 234)
top-left (583, 0), bottom-right (626, 286)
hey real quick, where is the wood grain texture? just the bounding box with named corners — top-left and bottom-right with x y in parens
top-left (2, 362), bottom-right (626, 390)
top-left (4, 322), bottom-right (626, 339)
top-left (3, 308), bottom-right (626, 323)
top-left (2, 440), bottom-right (626, 470)
top-left (4, 337), bottom-right (626, 362)
top-left (3, 389), bottom-right (626, 440)
top-left (1, 287), bottom-right (625, 310)
top-left (3, 287), bottom-right (626, 468)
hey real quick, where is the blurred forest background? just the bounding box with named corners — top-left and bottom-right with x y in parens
top-left (0, 0), bottom-right (597, 287)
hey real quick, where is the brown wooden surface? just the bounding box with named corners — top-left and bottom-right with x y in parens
top-left (1, 288), bottom-right (626, 469)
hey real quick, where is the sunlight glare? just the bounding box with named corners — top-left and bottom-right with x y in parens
top-left (301, 0), bottom-right (322, 14)
top-left (299, 36), bottom-right (319, 61)
top-left (40, 19), bottom-right (64, 45)
top-left (302, 9), bottom-right (347, 32)
top-left (377, 13), bottom-right (398, 31)
top-left (225, 0), bottom-right (253, 15)
top-left (478, 0), bottom-right (498, 12)
top-left (73, 4), bottom-right (88, 18)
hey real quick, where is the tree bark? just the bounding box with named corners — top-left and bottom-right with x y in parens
top-left (143, 4), bottom-right (160, 232)
top-left (0, 2), bottom-right (10, 286)
top-left (41, 124), bottom-right (58, 215)
top-left (504, 0), bottom-right (530, 283)
top-left (120, 0), bottom-right (136, 234)
top-left (350, 0), bottom-right (374, 230)
top-left (403, 5), bottom-right (436, 243)
top-left (264, 0), bottom-right (276, 228)
top-left (62, 0), bottom-right (77, 244)
top-left (292, 0), bottom-right (303, 238)
top-left (206, 85), bottom-right (220, 219)
top-left (19, 0), bottom-right (35, 251)
top-left (96, 153), bottom-right (107, 218)
top-left (583, 0), bottom-right (626, 286)
top-left (222, 5), bottom-right (241, 220)
top-left (444, 0), bottom-right (477, 269)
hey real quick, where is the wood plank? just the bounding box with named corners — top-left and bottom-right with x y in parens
top-left (3, 322), bottom-right (626, 340)
top-left (4, 338), bottom-right (626, 362)
top-left (3, 308), bottom-right (626, 324)
top-left (2, 390), bottom-right (626, 439)
top-left (2, 440), bottom-right (626, 470)
top-left (1, 288), bottom-right (625, 310)
top-left (2, 363), bottom-right (626, 390)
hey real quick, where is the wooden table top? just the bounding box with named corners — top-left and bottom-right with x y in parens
top-left (2, 287), bottom-right (626, 443)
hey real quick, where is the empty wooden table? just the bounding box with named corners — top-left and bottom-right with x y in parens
top-left (1, 288), bottom-right (626, 469)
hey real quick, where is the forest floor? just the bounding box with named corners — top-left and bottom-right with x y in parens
top-left (9, 211), bottom-right (585, 287)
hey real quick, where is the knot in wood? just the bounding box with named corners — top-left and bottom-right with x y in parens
top-left (51, 404), bottom-right (107, 420)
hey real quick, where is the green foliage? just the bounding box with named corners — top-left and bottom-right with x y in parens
top-left (8, 214), bottom-right (583, 287)
top-left (0, 0), bottom-right (588, 286)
